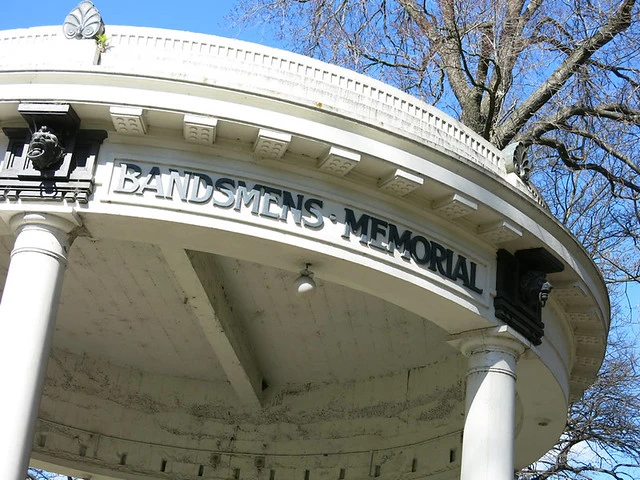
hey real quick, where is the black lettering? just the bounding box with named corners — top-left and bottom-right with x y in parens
top-left (452, 255), bottom-right (471, 287)
top-left (113, 163), bottom-right (142, 193)
top-left (260, 191), bottom-right (282, 219)
top-left (212, 177), bottom-right (234, 207)
top-left (369, 217), bottom-right (388, 251)
top-left (167, 170), bottom-right (190, 201)
top-left (138, 167), bottom-right (165, 198)
top-left (302, 198), bottom-right (324, 229)
top-left (189, 173), bottom-right (214, 204)
top-left (342, 208), bottom-right (370, 244)
top-left (262, 185), bottom-right (281, 196)
top-left (445, 249), bottom-right (454, 279)
top-left (429, 242), bottom-right (450, 276)
top-left (234, 181), bottom-right (261, 214)
top-left (410, 235), bottom-right (430, 264)
top-left (281, 190), bottom-right (304, 225)
top-left (387, 225), bottom-right (412, 259)
top-left (468, 262), bottom-right (483, 294)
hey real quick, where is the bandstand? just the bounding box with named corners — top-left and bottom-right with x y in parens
top-left (0, 4), bottom-right (609, 480)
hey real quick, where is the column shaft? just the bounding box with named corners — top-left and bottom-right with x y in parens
top-left (459, 336), bottom-right (524, 480)
top-left (0, 214), bottom-right (74, 480)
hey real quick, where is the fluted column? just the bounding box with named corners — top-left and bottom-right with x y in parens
top-left (0, 212), bottom-right (79, 480)
top-left (458, 327), bottom-right (527, 480)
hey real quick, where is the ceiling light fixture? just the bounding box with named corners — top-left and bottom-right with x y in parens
top-left (294, 263), bottom-right (316, 297)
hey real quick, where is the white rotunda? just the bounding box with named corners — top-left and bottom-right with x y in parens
top-left (0, 5), bottom-right (608, 480)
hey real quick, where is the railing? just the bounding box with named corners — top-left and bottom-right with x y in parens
top-left (0, 26), bottom-right (510, 181)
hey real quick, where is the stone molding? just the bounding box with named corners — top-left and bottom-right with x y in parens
top-left (8, 211), bottom-right (80, 234)
top-left (449, 325), bottom-right (530, 360)
top-left (8, 212), bottom-right (80, 264)
top-left (0, 26), bottom-right (512, 185)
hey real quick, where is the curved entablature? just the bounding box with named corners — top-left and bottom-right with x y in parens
top-left (0, 26), bottom-right (609, 326)
top-left (0, 23), bottom-right (610, 480)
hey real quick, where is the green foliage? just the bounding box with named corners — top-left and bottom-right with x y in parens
top-left (94, 33), bottom-right (108, 52)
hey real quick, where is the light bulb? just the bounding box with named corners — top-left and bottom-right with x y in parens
top-left (294, 264), bottom-right (316, 297)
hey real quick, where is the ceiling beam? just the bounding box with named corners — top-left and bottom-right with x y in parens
top-left (160, 247), bottom-right (264, 409)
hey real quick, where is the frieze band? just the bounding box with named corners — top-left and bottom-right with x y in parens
top-left (113, 162), bottom-right (485, 294)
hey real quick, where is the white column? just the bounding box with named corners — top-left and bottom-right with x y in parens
top-left (459, 328), bottom-right (527, 480)
top-left (0, 212), bottom-right (78, 480)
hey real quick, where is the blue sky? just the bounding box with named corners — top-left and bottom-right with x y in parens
top-left (1, 0), bottom-right (280, 46)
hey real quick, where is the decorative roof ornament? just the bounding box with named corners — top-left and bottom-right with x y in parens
top-left (502, 141), bottom-right (531, 182)
top-left (63, 1), bottom-right (105, 40)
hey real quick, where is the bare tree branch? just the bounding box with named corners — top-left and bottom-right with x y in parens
top-left (232, 2), bottom-right (640, 476)
top-left (492, 0), bottom-right (636, 147)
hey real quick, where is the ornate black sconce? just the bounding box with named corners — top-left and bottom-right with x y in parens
top-left (494, 248), bottom-right (564, 345)
top-left (19, 103), bottom-right (80, 174)
top-left (27, 126), bottom-right (65, 170)
top-left (1, 103), bottom-right (107, 202)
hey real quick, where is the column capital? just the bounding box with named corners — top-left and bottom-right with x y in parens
top-left (6, 212), bottom-right (82, 265)
top-left (8, 211), bottom-right (81, 235)
top-left (448, 325), bottom-right (530, 359)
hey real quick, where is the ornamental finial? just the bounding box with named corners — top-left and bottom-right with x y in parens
top-left (63, 1), bottom-right (105, 40)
